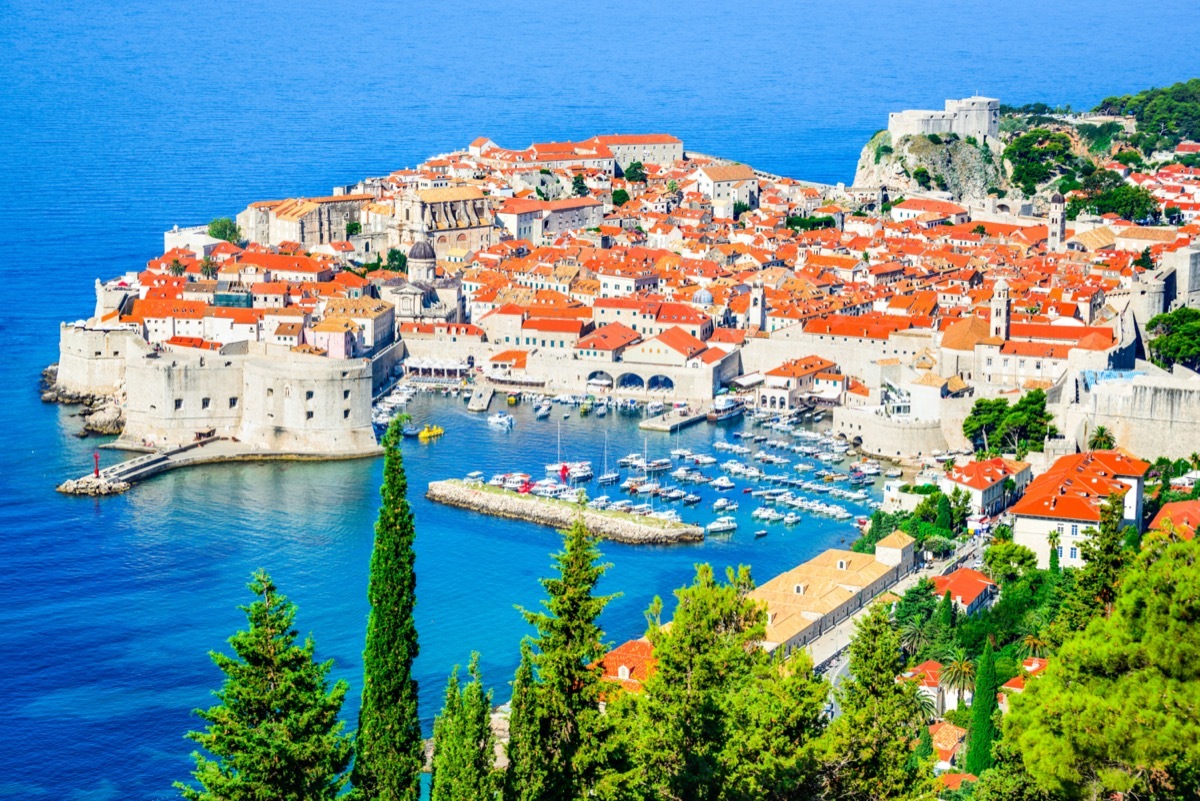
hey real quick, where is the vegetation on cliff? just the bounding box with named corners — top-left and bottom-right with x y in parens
top-left (1096, 78), bottom-right (1200, 151)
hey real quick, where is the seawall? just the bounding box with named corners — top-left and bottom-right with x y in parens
top-left (426, 480), bottom-right (704, 545)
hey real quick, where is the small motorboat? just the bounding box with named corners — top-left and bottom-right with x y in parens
top-left (754, 529), bottom-right (768, 539)
top-left (488, 412), bottom-right (514, 429)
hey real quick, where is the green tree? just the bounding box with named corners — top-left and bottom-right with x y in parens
top-left (913, 167), bottom-right (932, 189)
top-left (1003, 130), bottom-right (1073, 194)
top-left (935, 494), bottom-right (953, 533)
top-left (966, 640), bottom-right (999, 775)
top-left (572, 174), bottom-right (589, 197)
top-left (611, 188), bottom-right (629, 206)
top-left (353, 419), bottom-right (423, 801)
top-left (939, 648), bottom-right (975, 703)
top-left (431, 653), bottom-right (496, 801)
top-left (1087, 425), bottom-right (1115, 450)
top-left (168, 258), bottom-right (186, 277)
top-left (971, 737), bottom-right (1050, 801)
top-left (624, 162), bottom-right (647, 183)
top-left (199, 257), bottom-right (218, 280)
top-left (208, 217), bottom-right (242, 243)
top-left (519, 517), bottom-right (616, 799)
top-left (386, 248), bottom-right (407, 272)
top-left (503, 639), bottom-right (546, 801)
top-left (973, 224), bottom-right (988, 235)
top-left (819, 604), bottom-right (931, 801)
top-left (346, 221), bottom-right (362, 237)
top-left (1006, 537), bottom-right (1200, 798)
top-left (963, 398), bottom-right (1011, 451)
top-left (625, 564), bottom-right (826, 799)
top-left (1147, 307), bottom-right (1200, 370)
top-left (899, 617), bottom-right (930, 657)
top-left (984, 542), bottom-right (1038, 585)
top-left (996, 390), bottom-right (1055, 453)
top-left (175, 570), bottom-right (352, 801)
top-left (667, 179), bottom-right (679, 193)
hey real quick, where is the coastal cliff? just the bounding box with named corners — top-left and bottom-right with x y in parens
top-left (426, 480), bottom-right (704, 544)
top-left (853, 130), bottom-right (1005, 204)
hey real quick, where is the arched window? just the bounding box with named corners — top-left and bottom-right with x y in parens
top-left (617, 665), bottom-right (630, 680)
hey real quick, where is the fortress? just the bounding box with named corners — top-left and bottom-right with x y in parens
top-left (888, 96), bottom-right (1000, 142)
top-left (56, 322), bottom-right (381, 457)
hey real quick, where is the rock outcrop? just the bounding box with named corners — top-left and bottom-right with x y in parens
top-left (40, 363), bottom-right (126, 437)
top-left (57, 476), bottom-right (131, 496)
top-left (426, 480), bottom-right (704, 544)
top-left (853, 131), bottom-right (1006, 205)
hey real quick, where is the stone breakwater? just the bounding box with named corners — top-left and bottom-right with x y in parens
top-left (57, 476), bottom-right (131, 496)
top-left (426, 480), bottom-right (704, 545)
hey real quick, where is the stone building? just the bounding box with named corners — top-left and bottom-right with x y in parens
top-left (887, 96), bottom-right (1000, 142)
top-left (237, 195), bottom-right (373, 249)
top-left (395, 186), bottom-right (494, 259)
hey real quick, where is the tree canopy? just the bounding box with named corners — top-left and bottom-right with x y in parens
top-left (1147, 307), bottom-right (1200, 371)
top-left (1096, 78), bottom-right (1200, 151)
top-left (1006, 536), bottom-right (1200, 799)
top-left (207, 217), bottom-right (242, 243)
top-left (176, 570), bottom-right (352, 801)
top-left (962, 391), bottom-right (1055, 453)
top-left (623, 162), bottom-right (647, 183)
top-left (1002, 129), bottom-right (1074, 195)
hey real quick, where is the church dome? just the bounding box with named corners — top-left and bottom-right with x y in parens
top-left (408, 239), bottom-right (436, 261)
top-left (693, 288), bottom-right (714, 305)
top-left (1050, 192), bottom-right (1065, 204)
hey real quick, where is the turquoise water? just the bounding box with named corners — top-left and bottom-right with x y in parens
top-left (3, 0), bottom-right (1200, 797)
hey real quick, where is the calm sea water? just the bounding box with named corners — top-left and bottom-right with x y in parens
top-left (1, 1), bottom-right (1198, 797)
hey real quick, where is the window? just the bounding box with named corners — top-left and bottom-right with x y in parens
top-left (201, 397), bottom-right (211, 410)
top-left (1069, 547), bottom-right (1078, 560)
top-left (174, 398), bottom-right (183, 411)
top-left (343, 409), bottom-right (350, 419)
top-left (305, 390), bottom-right (314, 401)
top-left (1057, 546), bottom-right (1064, 557)
top-left (343, 389), bottom-right (351, 400)
top-left (267, 388), bottom-right (274, 398)
top-left (306, 411), bottom-right (314, 420)
top-left (1071, 524), bottom-right (1078, 536)
top-left (229, 397), bottom-right (238, 409)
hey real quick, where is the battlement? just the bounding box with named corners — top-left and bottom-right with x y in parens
top-left (888, 96), bottom-right (1000, 142)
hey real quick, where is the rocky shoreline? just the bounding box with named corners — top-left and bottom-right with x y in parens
top-left (40, 364), bottom-right (126, 437)
top-left (426, 480), bottom-right (704, 545)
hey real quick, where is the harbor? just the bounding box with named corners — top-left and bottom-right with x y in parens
top-left (638, 405), bottom-right (709, 432)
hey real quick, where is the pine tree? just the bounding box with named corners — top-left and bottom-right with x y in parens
top-left (518, 516), bottom-right (616, 799)
top-left (908, 725), bottom-right (934, 771)
top-left (176, 570), bottom-right (352, 801)
top-left (431, 653), bottom-right (496, 801)
top-left (935, 494), bottom-right (953, 532)
top-left (353, 420), bottom-right (423, 801)
top-left (503, 640), bottom-right (545, 801)
top-left (572, 174), bottom-right (588, 197)
top-left (819, 604), bottom-right (931, 801)
top-left (966, 640), bottom-right (999, 775)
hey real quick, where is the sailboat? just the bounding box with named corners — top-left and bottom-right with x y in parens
top-left (598, 431), bottom-right (620, 485)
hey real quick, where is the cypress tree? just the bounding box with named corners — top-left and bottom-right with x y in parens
top-left (503, 640), bottom-right (546, 801)
top-left (965, 640), bottom-right (999, 775)
top-left (936, 590), bottom-right (955, 631)
top-left (431, 653), bottom-right (496, 801)
top-left (518, 516), bottom-right (616, 799)
top-left (176, 570), bottom-right (353, 801)
top-left (935, 494), bottom-right (953, 533)
top-left (353, 420), bottom-right (422, 800)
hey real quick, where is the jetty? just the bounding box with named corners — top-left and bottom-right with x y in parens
top-left (58, 436), bottom-right (380, 496)
top-left (426, 480), bottom-right (704, 545)
top-left (639, 406), bottom-right (709, 433)
top-left (466, 386), bottom-right (495, 412)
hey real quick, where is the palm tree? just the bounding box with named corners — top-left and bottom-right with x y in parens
top-left (1019, 632), bottom-right (1049, 659)
top-left (167, 259), bottom-right (186, 277)
top-left (914, 688), bottom-right (938, 721)
top-left (1191, 452), bottom-right (1200, 472)
top-left (1047, 528), bottom-right (1060, 557)
top-left (199, 257), bottom-right (217, 280)
top-left (1087, 425), bottom-right (1115, 450)
top-left (899, 618), bottom-right (929, 657)
top-left (939, 648), bottom-right (975, 705)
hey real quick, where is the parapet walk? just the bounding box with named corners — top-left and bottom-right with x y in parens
top-left (57, 436), bottom-right (382, 495)
top-left (426, 480), bottom-right (704, 544)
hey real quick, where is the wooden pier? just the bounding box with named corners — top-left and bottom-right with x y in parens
top-left (639, 407), bottom-right (709, 433)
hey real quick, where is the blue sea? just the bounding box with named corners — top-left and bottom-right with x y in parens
top-left (1, 0), bottom-right (1197, 797)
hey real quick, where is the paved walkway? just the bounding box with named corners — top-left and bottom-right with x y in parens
top-left (808, 535), bottom-right (988, 672)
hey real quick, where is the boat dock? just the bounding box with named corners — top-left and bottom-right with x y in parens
top-left (57, 437), bottom-right (380, 496)
top-left (639, 407), bottom-right (709, 433)
top-left (426, 480), bottom-right (704, 544)
top-left (466, 386), bottom-right (495, 412)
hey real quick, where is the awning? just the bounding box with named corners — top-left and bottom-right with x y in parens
top-left (732, 372), bottom-right (763, 389)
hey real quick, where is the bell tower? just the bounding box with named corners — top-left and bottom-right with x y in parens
top-left (990, 278), bottom-right (1010, 340)
top-left (1048, 193), bottom-right (1066, 253)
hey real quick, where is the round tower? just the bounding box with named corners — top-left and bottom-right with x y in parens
top-left (408, 235), bottom-right (437, 284)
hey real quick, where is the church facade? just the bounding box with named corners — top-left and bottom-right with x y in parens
top-left (394, 185), bottom-right (495, 259)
